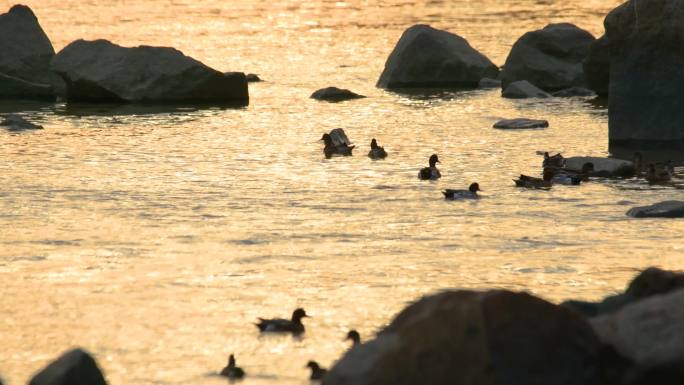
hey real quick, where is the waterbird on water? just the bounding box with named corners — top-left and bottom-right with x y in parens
top-left (443, 183), bottom-right (481, 199)
top-left (306, 361), bottom-right (328, 380)
top-left (255, 308), bottom-right (309, 334)
top-left (321, 128), bottom-right (354, 158)
top-left (514, 170), bottom-right (553, 188)
top-left (345, 329), bottom-right (361, 346)
top-left (418, 154), bottom-right (441, 180)
top-left (219, 354), bottom-right (245, 379)
top-left (368, 138), bottom-right (388, 159)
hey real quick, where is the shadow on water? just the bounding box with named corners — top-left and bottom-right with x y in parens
top-left (52, 101), bottom-right (249, 117)
top-left (610, 142), bottom-right (684, 164)
top-left (0, 100), bottom-right (56, 113)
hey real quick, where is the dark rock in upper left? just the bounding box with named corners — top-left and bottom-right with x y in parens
top-left (0, 5), bottom-right (56, 100)
top-left (29, 348), bottom-right (107, 385)
top-left (51, 39), bottom-right (249, 105)
top-left (311, 87), bottom-right (365, 102)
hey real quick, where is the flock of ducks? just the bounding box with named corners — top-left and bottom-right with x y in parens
top-left (220, 308), bottom-right (359, 381)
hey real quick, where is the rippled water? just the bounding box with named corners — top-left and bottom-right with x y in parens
top-left (1, 1), bottom-right (683, 384)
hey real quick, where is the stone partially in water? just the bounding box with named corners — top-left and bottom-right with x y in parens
top-left (564, 156), bottom-right (635, 177)
top-left (1, 114), bottom-right (43, 130)
top-left (377, 24), bottom-right (499, 89)
top-left (29, 348), bottom-right (107, 385)
top-left (493, 118), bottom-right (549, 129)
top-left (51, 39), bottom-right (248, 105)
top-left (502, 80), bottom-right (552, 99)
top-left (0, 72), bottom-right (53, 100)
top-left (552, 87), bottom-right (596, 97)
top-left (311, 87), bottom-right (365, 102)
top-left (323, 290), bottom-right (602, 385)
top-left (583, 35), bottom-right (610, 97)
top-left (626, 201), bottom-right (684, 218)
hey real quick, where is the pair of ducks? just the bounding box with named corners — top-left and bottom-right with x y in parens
top-left (514, 161), bottom-right (594, 189)
top-left (304, 330), bottom-right (361, 380)
top-left (633, 152), bottom-right (675, 183)
top-left (321, 128), bottom-right (387, 159)
top-left (418, 154), bottom-right (482, 199)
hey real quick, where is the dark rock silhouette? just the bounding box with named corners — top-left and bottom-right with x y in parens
top-left (311, 87), bottom-right (365, 102)
top-left (552, 87), bottom-right (596, 97)
top-left (583, 35), bottom-right (610, 96)
top-left (377, 24), bottom-right (499, 89)
top-left (501, 23), bottom-right (595, 91)
top-left (51, 39), bottom-right (248, 105)
top-left (493, 118), bottom-right (548, 129)
top-left (626, 201), bottom-right (684, 218)
top-left (323, 290), bottom-right (602, 385)
top-left (478, 77), bottom-right (501, 89)
top-left (0, 5), bottom-right (56, 100)
top-left (29, 348), bottom-right (107, 385)
top-left (502, 80), bottom-right (551, 98)
top-left (564, 156), bottom-right (635, 177)
top-left (606, 0), bottom-right (684, 144)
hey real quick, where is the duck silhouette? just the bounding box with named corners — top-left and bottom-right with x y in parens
top-left (418, 154), bottom-right (441, 180)
top-left (255, 308), bottom-right (309, 334)
top-left (368, 138), bottom-right (388, 159)
top-left (345, 330), bottom-right (361, 346)
top-left (443, 183), bottom-right (481, 199)
top-left (514, 170), bottom-right (553, 188)
top-left (306, 361), bottom-right (328, 380)
top-left (219, 354), bottom-right (245, 379)
top-left (321, 128), bottom-right (354, 158)
top-left (645, 163), bottom-right (672, 183)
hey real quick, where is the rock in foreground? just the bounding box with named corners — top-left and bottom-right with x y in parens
top-left (29, 348), bottom-right (107, 385)
top-left (377, 25), bottom-right (499, 89)
top-left (493, 118), bottom-right (548, 129)
top-left (323, 290), bottom-right (602, 385)
top-left (311, 87), bottom-right (365, 102)
top-left (626, 201), bottom-right (684, 218)
top-left (501, 23), bottom-right (595, 91)
top-left (565, 156), bottom-right (635, 177)
top-left (51, 39), bottom-right (248, 105)
top-left (502, 80), bottom-right (551, 99)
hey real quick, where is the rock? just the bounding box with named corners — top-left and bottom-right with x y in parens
top-left (591, 289), bottom-right (684, 368)
top-left (323, 290), bottom-right (602, 385)
top-left (583, 35), bottom-right (610, 96)
top-left (564, 156), bottom-right (635, 177)
top-left (311, 87), bottom-right (365, 102)
top-left (626, 201), bottom-right (684, 218)
top-left (628, 360), bottom-right (684, 385)
top-left (245, 73), bottom-right (261, 82)
top-left (501, 80), bottom-right (552, 99)
top-left (29, 348), bottom-right (107, 385)
top-left (493, 118), bottom-right (549, 129)
top-left (501, 23), bottom-right (595, 91)
top-left (0, 5), bottom-right (56, 100)
top-left (51, 39), bottom-right (248, 105)
top-left (552, 87), bottom-right (596, 97)
top-left (605, 0), bottom-right (684, 144)
top-left (377, 24), bottom-right (499, 89)
top-left (478, 77), bottom-right (501, 88)
top-left (0, 114), bottom-right (43, 130)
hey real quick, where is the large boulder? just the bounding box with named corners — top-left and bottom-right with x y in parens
top-left (377, 25), bottom-right (499, 89)
top-left (51, 39), bottom-right (248, 105)
top-left (582, 35), bottom-right (610, 96)
top-left (29, 348), bottom-right (107, 385)
top-left (627, 201), bottom-right (684, 218)
top-left (606, 0), bottom-right (684, 144)
top-left (323, 290), bottom-right (603, 385)
top-left (500, 23), bottom-right (595, 91)
top-left (0, 5), bottom-right (56, 100)
top-left (564, 156), bottom-right (635, 177)
top-left (501, 80), bottom-right (551, 99)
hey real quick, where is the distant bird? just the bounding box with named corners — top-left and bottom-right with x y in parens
top-left (321, 128), bottom-right (354, 158)
top-left (418, 154), bottom-right (441, 180)
top-left (306, 361), bottom-right (328, 380)
top-left (220, 354), bottom-right (245, 379)
top-left (645, 163), bottom-right (672, 183)
top-left (345, 330), bottom-right (361, 346)
top-left (514, 171), bottom-right (553, 188)
top-left (443, 183), bottom-right (481, 199)
top-left (368, 138), bottom-right (388, 159)
top-left (542, 152), bottom-right (565, 171)
top-left (255, 308), bottom-right (309, 334)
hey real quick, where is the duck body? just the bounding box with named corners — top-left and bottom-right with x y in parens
top-left (220, 354), bottom-right (245, 379)
top-left (368, 139), bottom-right (387, 159)
top-left (645, 163), bottom-right (672, 183)
top-left (514, 173), bottom-right (552, 189)
top-left (321, 128), bottom-right (354, 158)
top-left (443, 183), bottom-right (481, 199)
top-left (542, 152), bottom-right (566, 171)
top-left (551, 173), bottom-right (582, 185)
top-left (418, 154), bottom-right (441, 180)
top-left (255, 308), bottom-right (308, 334)
top-left (306, 361), bottom-right (328, 381)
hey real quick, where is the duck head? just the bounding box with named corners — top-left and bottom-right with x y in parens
top-left (345, 330), bottom-right (361, 345)
top-left (321, 133), bottom-right (333, 147)
top-left (228, 354), bottom-right (236, 368)
top-left (306, 361), bottom-right (321, 370)
top-left (581, 162), bottom-right (595, 174)
top-left (370, 138), bottom-right (379, 149)
top-left (292, 308), bottom-right (309, 322)
top-left (429, 154), bottom-right (440, 167)
top-left (469, 183), bottom-right (481, 193)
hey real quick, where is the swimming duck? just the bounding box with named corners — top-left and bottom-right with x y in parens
top-left (368, 138), bottom-right (388, 159)
top-left (220, 354), bottom-right (245, 379)
top-left (418, 154), bottom-right (441, 180)
top-left (542, 152), bottom-right (566, 171)
top-left (645, 163), bottom-right (672, 183)
top-left (255, 308), bottom-right (308, 334)
top-left (514, 170), bottom-right (553, 188)
top-left (443, 183), bottom-right (481, 199)
top-left (306, 361), bottom-right (328, 380)
top-left (345, 330), bottom-right (361, 346)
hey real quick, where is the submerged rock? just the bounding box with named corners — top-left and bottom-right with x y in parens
top-left (552, 87), bottom-right (596, 97)
top-left (478, 77), bottom-right (501, 89)
top-left (323, 290), bottom-right (602, 385)
top-left (564, 156), bottom-right (635, 177)
top-left (501, 23), bottom-right (595, 91)
top-left (29, 348), bottom-right (107, 385)
top-left (311, 87), bottom-right (365, 102)
top-left (583, 35), bottom-right (610, 97)
top-left (377, 24), bottom-right (499, 89)
top-left (606, 0), bottom-right (684, 144)
top-left (51, 39), bottom-right (248, 105)
top-left (626, 201), bottom-right (684, 218)
top-left (501, 80), bottom-right (551, 99)
top-left (0, 5), bottom-right (56, 100)
top-left (493, 118), bottom-right (548, 129)
top-left (0, 114), bottom-right (43, 131)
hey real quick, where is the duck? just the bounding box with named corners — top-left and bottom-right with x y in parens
top-left (321, 133), bottom-right (354, 158)
top-left (443, 183), bottom-right (481, 199)
top-left (368, 138), bottom-right (388, 159)
top-left (255, 308), bottom-right (309, 334)
top-left (345, 330), bottom-right (361, 346)
top-left (418, 154), bottom-right (441, 180)
top-left (645, 163), bottom-right (672, 183)
top-left (514, 170), bottom-right (553, 188)
top-left (306, 361), bottom-right (328, 380)
top-left (542, 152), bottom-right (566, 171)
top-left (219, 354), bottom-right (245, 379)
